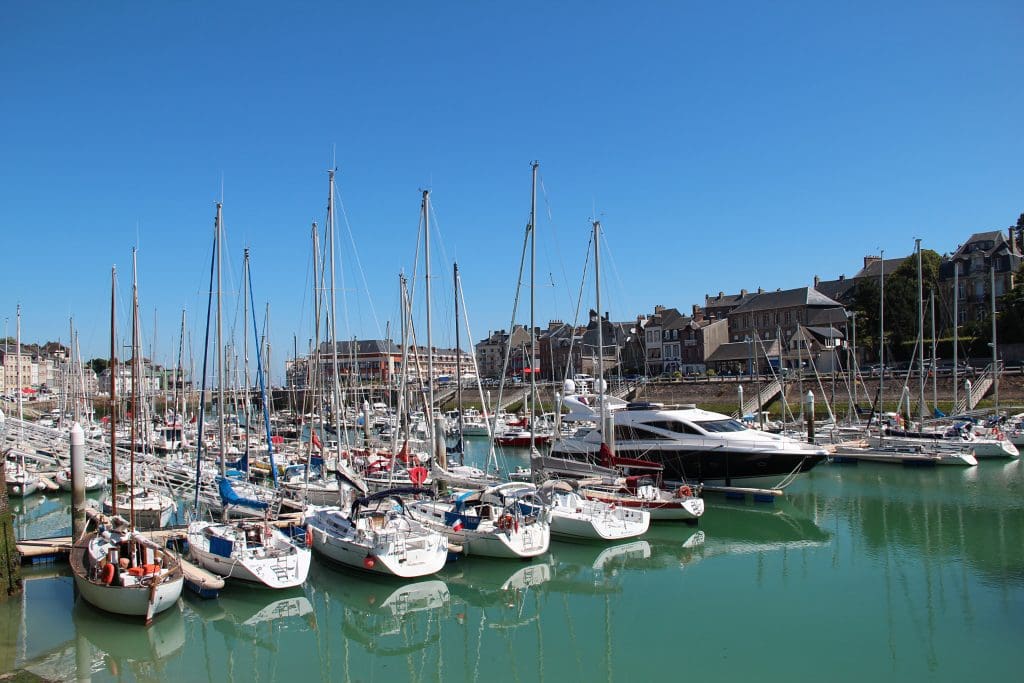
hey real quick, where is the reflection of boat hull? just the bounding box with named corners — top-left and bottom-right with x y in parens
top-left (73, 598), bottom-right (185, 660)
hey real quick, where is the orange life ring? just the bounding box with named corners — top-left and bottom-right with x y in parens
top-left (101, 562), bottom-right (116, 585)
top-left (305, 525), bottom-right (314, 548)
top-left (498, 514), bottom-right (514, 531)
top-left (676, 485), bottom-right (692, 498)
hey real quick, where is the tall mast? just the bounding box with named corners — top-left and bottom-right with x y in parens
top-left (916, 238), bottom-right (925, 425)
top-left (214, 202), bottom-right (226, 476)
top-left (423, 190), bottom-right (437, 461)
top-left (879, 250), bottom-right (885, 437)
top-left (109, 269), bottom-right (118, 515)
top-left (991, 263), bottom-right (999, 414)
top-left (594, 219), bottom-right (612, 448)
top-left (177, 309), bottom-right (186, 427)
top-left (242, 248), bottom-right (251, 464)
top-left (454, 262), bottom-right (464, 464)
top-left (309, 222), bottom-right (321, 473)
top-left (327, 169), bottom-right (344, 466)
top-left (529, 161), bottom-right (538, 453)
top-left (15, 304), bottom-right (21, 423)
top-left (930, 290), bottom-right (937, 413)
top-left (953, 263), bottom-right (959, 410)
top-left (130, 249), bottom-right (141, 529)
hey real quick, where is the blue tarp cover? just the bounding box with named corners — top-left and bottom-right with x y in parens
top-left (218, 477), bottom-right (269, 511)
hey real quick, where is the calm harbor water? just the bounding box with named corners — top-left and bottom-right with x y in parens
top-left (3, 440), bottom-right (1022, 682)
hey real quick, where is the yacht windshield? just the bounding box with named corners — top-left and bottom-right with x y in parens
top-left (693, 419), bottom-right (747, 433)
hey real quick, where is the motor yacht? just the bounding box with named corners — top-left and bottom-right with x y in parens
top-left (550, 396), bottom-right (827, 488)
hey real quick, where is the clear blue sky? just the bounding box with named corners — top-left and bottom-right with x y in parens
top-left (2, 1), bottom-right (1021, 383)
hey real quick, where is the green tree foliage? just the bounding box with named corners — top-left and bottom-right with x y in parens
top-left (850, 250), bottom-right (942, 361)
top-left (87, 358), bottom-right (109, 375)
top-left (997, 263), bottom-right (1024, 343)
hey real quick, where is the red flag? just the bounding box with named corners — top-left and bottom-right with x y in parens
top-left (451, 518), bottom-right (464, 532)
top-left (312, 432), bottom-right (323, 450)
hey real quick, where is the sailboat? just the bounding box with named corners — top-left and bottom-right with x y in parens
top-left (304, 486), bottom-right (449, 577)
top-left (186, 205), bottom-right (310, 589)
top-left (100, 252), bottom-right (176, 530)
top-left (407, 481), bottom-right (552, 558)
top-left (5, 307), bottom-right (42, 498)
top-left (431, 262), bottom-right (500, 489)
top-left (537, 479), bottom-right (650, 541)
top-left (72, 263), bottom-right (183, 623)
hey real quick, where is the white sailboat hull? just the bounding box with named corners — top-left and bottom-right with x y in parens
top-left (73, 571), bottom-right (183, 619)
top-left (548, 507), bottom-right (650, 541)
top-left (306, 508), bottom-right (448, 579)
top-left (187, 522), bottom-right (311, 589)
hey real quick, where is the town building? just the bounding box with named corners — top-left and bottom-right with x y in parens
top-left (939, 229), bottom-right (1022, 330)
top-left (286, 340), bottom-right (474, 389)
top-left (474, 325), bottom-right (531, 379)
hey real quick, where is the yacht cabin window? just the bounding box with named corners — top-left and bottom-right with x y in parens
top-left (693, 419), bottom-right (747, 433)
top-left (642, 420), bottom-right (702, 435)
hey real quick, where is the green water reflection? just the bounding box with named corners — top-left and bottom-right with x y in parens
top-left (2, 458), bottom-right (1022, 681)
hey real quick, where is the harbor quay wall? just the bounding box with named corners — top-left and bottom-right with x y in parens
top-left (0, 458), bottom-right (21, 600)
top-left (634, 374), bottom-right (1024, 412)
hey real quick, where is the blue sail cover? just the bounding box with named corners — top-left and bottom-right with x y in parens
top-left (226, 452), bottom-right (249, 472)
top-left (218, 477), bottom-right (268, 511)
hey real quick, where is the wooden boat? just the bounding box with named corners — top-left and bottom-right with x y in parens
top-left (71, 524), bottom-right (183, 623)
top-left (579, 475), bottom-right (704, 522)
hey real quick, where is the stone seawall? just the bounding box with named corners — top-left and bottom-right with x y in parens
top-left (633, 374), bottom-right (1024, 412)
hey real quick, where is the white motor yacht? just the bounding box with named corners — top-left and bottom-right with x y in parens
top-left (551, 396), bottom-right (828, 488)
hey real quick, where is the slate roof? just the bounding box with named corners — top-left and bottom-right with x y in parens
top-left (730, 287), bottom-right (843, 315)
top-left (852, 257), bottom-right (909, 280)
top-left (706, 340), bottom-right (781, 363)
top-left (320, 340), bottom-right (399, 355)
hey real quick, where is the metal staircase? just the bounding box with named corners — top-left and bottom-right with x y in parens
top-left (954, 366), bottom-right (995, 414)
top-left (733, 379), bottom-right (783, 418)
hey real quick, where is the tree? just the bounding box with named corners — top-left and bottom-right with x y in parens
top-left (997, 263), bottom-right (1024, 343)
top-left (87, 358), bottom-right (108, 375)
top-left (850, 249), bottom-right (942, 361)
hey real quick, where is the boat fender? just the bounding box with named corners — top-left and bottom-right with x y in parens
top-left (305, 525), bottom-right (314, 548)
top-left (101, 562), bottom-right (116, 585)
top-left (676, 485), bottom-right (692, 498)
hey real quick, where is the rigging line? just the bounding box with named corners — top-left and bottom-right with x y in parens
top-left (426, 199), bottom-right (457, 345)
top-left (595, 224), bottom-right (629, 324)
top-left (493, 221), bottom-right (532, 431)
top-left (537, 170), bottom-right (576, 319)
top-left (561, 232), bottom-right (594, 383)
top-left (457, 268), bottom-right (505, 474)
top-left (408, 203), bottom-right (425, 321)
